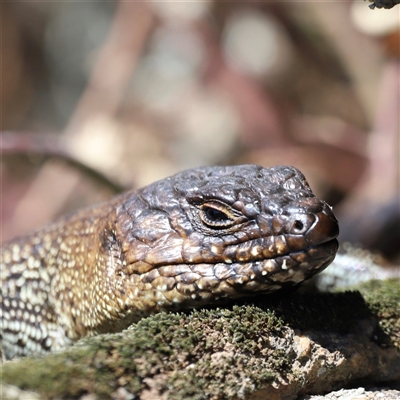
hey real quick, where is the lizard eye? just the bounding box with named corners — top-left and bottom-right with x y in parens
top-left (199, 202), bottom-right (236, 228)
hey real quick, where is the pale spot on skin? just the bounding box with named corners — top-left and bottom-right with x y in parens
top-left (211, 246), bottom-right (219, 254)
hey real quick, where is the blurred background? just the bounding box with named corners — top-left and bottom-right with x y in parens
top-left (1, 1), bottom-right (399, 263)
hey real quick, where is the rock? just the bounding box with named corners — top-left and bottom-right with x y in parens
top-left (299, 387), bottom-right (400, 399)
top-left (1, 279), bottom-right (399, 399)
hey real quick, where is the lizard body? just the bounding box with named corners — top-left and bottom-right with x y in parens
top-left (1, 165), bottom-right (339, 359)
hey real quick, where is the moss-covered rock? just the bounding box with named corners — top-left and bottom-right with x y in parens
top-left (351, 278), bottom-right (400, 349)
top-left (2, 279), bottom-right (400, 400)
top-left (1, 307), bottom-right (293, 399)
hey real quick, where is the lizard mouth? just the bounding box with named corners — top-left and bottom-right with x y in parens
top-left (221, 238), bottom-right (339, 291)
top-left (129, 238), bottom-right (339, 313)
top-left (178, 237), bottom-right (339, 295)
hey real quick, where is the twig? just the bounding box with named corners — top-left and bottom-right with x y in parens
top-left (1, 131), bottom-right (126, 193)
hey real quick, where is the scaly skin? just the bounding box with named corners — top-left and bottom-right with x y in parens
top-left (0, 165), bottom-right (339, 360)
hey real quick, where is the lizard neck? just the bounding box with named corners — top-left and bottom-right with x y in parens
top-left (46, 204), bottom-right (126, 339)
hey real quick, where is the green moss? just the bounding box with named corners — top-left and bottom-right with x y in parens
top-left (0, 346), bottom-right (116, 398)
top-left (354, 278), bottom-right (400, 349)
top-left (165, 307), bottom-right (291, 399)
top-left (2, 307), bottom-right (292, 399)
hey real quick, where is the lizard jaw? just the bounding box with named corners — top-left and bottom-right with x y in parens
top-left (122, 238), bottom-right (338, 314)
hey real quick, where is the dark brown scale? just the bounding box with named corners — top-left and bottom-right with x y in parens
top-left (0, 165), bottom-right (339, 360)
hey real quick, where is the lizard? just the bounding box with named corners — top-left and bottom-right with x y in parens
top-left (0, 164), bottom-right (339, 360)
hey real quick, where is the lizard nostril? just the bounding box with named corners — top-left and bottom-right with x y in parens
top-left (293, 220), bottom-right (304, 233)
top-left (284, 214), bottom-right (312, 235)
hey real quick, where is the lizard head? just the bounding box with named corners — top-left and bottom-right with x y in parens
top-left (111, 165), bottom-right (339, 317)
